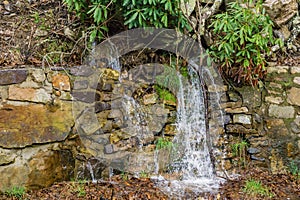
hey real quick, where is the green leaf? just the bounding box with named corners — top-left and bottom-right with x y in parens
top-left (124, 11), bottom-right (139, 25)
top-left (243, 59), bottom-right (249, 67)
top-left (90, 29), bottom-right (97, 43)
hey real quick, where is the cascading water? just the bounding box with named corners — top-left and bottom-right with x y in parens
top-left (153, 67), bottom-right (223, 198)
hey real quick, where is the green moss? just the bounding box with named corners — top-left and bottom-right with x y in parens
top-left (154, 85), bottom-right (176, 104)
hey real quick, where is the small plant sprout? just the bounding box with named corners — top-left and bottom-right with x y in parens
top-left (243, 179), bottom-right (274, 198)
top-left (155, 137), bottom-right (173, 150)
top-left (5, 186), bottom-right (26, 199)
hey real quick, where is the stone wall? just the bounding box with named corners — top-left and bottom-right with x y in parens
top-left (221, 64), bottom-right (300, 174)
top-left (0, 64), bottom-right (299, 191)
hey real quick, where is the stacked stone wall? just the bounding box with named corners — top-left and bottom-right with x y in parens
top-left (0, 64), bottom-right (299, 191)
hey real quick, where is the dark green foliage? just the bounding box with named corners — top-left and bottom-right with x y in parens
top-left (63, 0), bottom-right (191, 43)
top-left (208, 1), bottom-right (282, 86)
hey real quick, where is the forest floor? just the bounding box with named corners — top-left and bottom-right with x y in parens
top-left (0, 168), bottom-right (299, 199)
top-left (0, 1), bottom-right (300, 200)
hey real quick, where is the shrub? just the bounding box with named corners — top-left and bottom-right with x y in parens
top-left (63, 0), bottom-right (191, 43)
top-left (208, 1), bottom-right (282, 86)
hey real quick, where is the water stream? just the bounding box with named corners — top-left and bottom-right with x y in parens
top-left (151, 67), bottom-right (223, 198)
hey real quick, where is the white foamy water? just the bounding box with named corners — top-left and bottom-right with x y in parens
top-left (153, 67), bottom-right (224, 198)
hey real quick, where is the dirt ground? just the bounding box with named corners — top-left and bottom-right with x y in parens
top-left (0, 168), bottom-right (299, 199)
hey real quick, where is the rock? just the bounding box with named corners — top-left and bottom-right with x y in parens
top-left (143, 93), bottom-right (157, 105)
top-left (267, 66), bottom-right (289, 73)
top-left (52, 73), bottom-right (71, 91)
top-left (8, 86), bottom-right (51, 103)
top-left (247, 147), bottom-right (260, 154)
top-left (236, 86), bottom-right (261, 109)
top-left (228, 91), bottom-right (241, 102)
top-left (73, 80), bottom-right (89, 90)
top-left (102, 82), bottom-right (113, 92)
top-left (70, 65), bottom-right (94, 76)
top-left (31, 69), bottom-right (46, 83)
top-left (0, 164), bottom-right (29, 191)
top-left (250, 155), bottom-right (265, 162)
top-left (287, 87), bottom-right (300, 106)
top-left (95, 102), bottom-right (111, 113)
top-left (27, 150), bottom-right (75, 189)
top-left (208, 85), bottom-right (228, 92)
top-left (265, 119), bottom-right (289, 137)
top-left (291, 66), bottom-right (300, 74)
top-left (274, 25), bottom-right (291, 41)
top-left (75, 157), bottom-right (108, 180)
top-left (164, 124), bottom-right (177, 135)
top-left (100, 68), bottom-right (119, 80)
top-left (268, 104), bottom-right (294, 118)
top-left (0, 103), bottom-right (73, 148)
top-left (77, 107), bottom-right (101, 135)
top-left (0, 149), bottom-right (16, 165)
top-left (290, 115), bottom-right (300, 133)
top-left (225, 107), bottom-right (248, 114)
top-left (233, 114), bottom-right (252, 124)
top-left (0, 69), bottom-right (28, 85)
top-left (72, 91), bottom-right (100, 103)
top-left (263, 0), bottom-right (298, 26)
top-left (293, 77), bottom-right (300, 85)
top-left (265, 96), bottom-right (284, 104)
top-left (225, 124), bottom-right (257, 134)
top-left (268, 82), bottom-right (283, 89)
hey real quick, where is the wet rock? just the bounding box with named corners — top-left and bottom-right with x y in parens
top-left (164, 124), bottom-right (177, 135)
top-left (52, 73), bottom-right (71, 91)
top-left (143, 93), bottom-right (157, 105)
top-left (208, 85), bottom-right (228, 92)
top-left (268, 104), bottom-right (295, 118)
top-left (263, 0), bottom-right (298, 26)
top-left (0, 103), bottom-right (73, 148)
top-left (76, 157), bottom-right (108, 180)
top-left (287, 87), bottom-right (300, 106)
top-left (0, 69), bottom-right (27, 85)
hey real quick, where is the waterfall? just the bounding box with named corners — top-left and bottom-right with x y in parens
top-left (153, 67), bottom-right (223, 198)
top-left (174, 68), bottom-right (215, 179)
